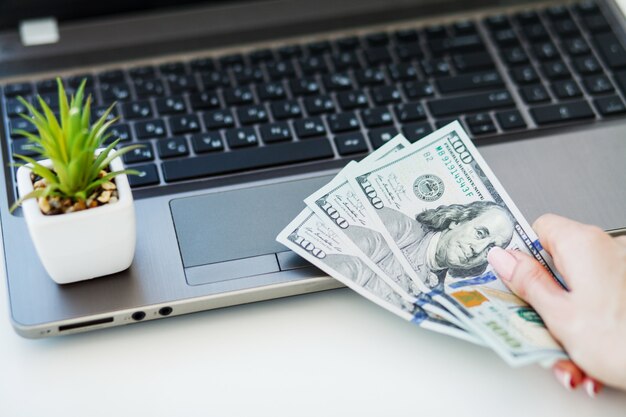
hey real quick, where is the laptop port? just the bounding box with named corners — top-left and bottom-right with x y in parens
top-left (131, 311), bottom-right (146, 321)
top-left (59, 317), bottom-right (114, 332)
top-left (158, 307), bottom-right (173, 316)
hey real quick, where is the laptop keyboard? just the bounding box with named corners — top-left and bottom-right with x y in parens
top-left (3, 1), bottom-right (626, 194)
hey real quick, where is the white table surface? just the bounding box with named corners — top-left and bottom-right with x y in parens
top-left (1, 262), bottom-right (626, 416)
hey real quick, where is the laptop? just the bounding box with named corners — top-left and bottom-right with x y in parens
top-left (1, 0), bottom-right (625, 338)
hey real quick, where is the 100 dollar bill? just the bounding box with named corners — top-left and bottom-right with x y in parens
top-left (277, 208), bottom-right (481, 345)
top-left (345, 122), bottom-right (566, 366)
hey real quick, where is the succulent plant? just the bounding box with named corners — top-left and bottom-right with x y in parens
top-left (10, 78), bottom-right (141, 213)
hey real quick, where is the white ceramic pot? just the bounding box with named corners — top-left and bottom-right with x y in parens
top-left (16, 152), bottom-right (136, 284)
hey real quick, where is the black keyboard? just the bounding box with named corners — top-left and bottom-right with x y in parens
top-left (3, 0), bottom-right (626, 195)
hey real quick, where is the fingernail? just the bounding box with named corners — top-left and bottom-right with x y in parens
top-left (553, 368), bottom-right (574, 391)
top-left (584, 379), bottom-right (600, 398)
top-left (487, 247), bottom-right (516, 282)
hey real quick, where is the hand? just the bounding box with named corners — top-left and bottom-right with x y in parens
top-left (487, 214), bottom-right (626, 394)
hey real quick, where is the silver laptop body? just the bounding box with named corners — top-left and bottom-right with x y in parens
top-left (1, 0), bottom-right (624, 338)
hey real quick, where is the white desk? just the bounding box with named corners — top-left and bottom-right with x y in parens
top-left (1, 270), bottom-right (625, 417)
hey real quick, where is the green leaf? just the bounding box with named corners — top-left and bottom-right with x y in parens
top-left (9, 188), bottom-right (46, 213)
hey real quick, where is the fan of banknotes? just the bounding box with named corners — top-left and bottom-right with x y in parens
top-left (277, 121), bottom-right (568, 367)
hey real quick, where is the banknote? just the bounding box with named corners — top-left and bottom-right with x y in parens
top-left (276, 208), bottom-right (482, 345)
top-left (345, 122), bottom-right (567, 366)
top-left (304, 138), bottom-right (465, 328)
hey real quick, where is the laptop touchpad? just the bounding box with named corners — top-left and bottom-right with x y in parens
top-left (170, 175), bottom-right (332, 285)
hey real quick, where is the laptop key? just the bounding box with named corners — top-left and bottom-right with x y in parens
top-left (156, 96), bottom-right (187, 115)
top-left (307, 40), bottom-right (332, 56)
top-left (368, 126), bottom-right (399, 149)
top-left (322, 73), bottom-right (353, 91)
top-left (191, 132), bottom-right (224, 153)
top-left (4, 82), bottom-right (32, 97)
top-left (100, 82), bottom-right (132, 101)
top-left (402, 81), bottom-right (434, 99)
top-left (484, 15), bottom-right (510, 31)
top-left (270, 100), bottom-right (302, 120)
top-left (129, 66), bottom-right (157, 80)
top-left (552, 19), bottom-right (580, 39)
top-left (98, 69), bottom-right (125, 84)
top-left (134, 79), bottom-right (165, 98)
top-left (468, 121), bottom-right (497, 136)
top-left (533, 42), bottom-right (559, 61)
top-left (266, 61), bottom-right (296, 80)
top-left (248, 49), bottom-right (274, 64)
top-left (237, 104), bottom-right (269, 125)
top-left (401, 122), bottom-right (433, 142)
top-left (123, 144), bottom-right (154, 163)
top-left (394, 102), bottom-right (427, 123)
top-left (452, 52), bottom-right (494, 72)
top-left (386, 63), bottom-right (418, 82)
top-left (36, 78), bottom-right (60, 93)
top-left (436, 118), bottom-right (458, 128)
top-left (5, 98), bottom-right (28, 117)
top-left (159, 62), bottom-right (187, 76)
top-left (190, 57), bottom-right (216, 72)
top-left (522, 23), bottom-right (550, 41)
top-left (233, 66), bottom-right (264, 85)
top-left (361, 107), bottom-right (394, 128)
top-left (203, 109), bottom-right (235, 130)
top-left (158, 136), bottom-right (189, 159)
top-left (32, 93), bottom-right (59, 110)
top-left (520, 84), bottom-right (550, 103)
top-left (582, 14), bottom-right (610, 33)
top-left (219, 54), bottom-right (245, 68)
top-left (552, 79), bottom-right (582, 99)
top-left (127, 164), bottom-right (160, 188)
top-left (370, 85), bottom-right (402, 105)
top-left (304, 95), bottom-right (336, 115)
top-left (511, 66), bottom-right (540, 84)
top-left (594, 95), bottom-right (626, 116)
top-left (327, 112), bottom-right (360, 133)
top-left (573, 55), bottom-right (602, 75)
top-left (162, 137), bottom-right (333, 182)
top-left (428, 34), bottom-right (484, 56)
top-left (496, 110), bottom-right (526, 130)
top-left (337, 90), bottom-right (369, 110)
top-left (542, 61), bottom-right (570, 80)
top-left (122, 100), bottom-right (153, 119)
top-left (334, 132), bottom-right (368, 155)
top-left (365, 32), bottom-right (390, 47)
top-left (530, 100), bottom-right (595, 125)
top-left (336, 36), bottom-right (361, 51)
top-left (167, 75), bottom-right (199, 94)
top-left (451, 21), bottom-right (477, 36)
top-left (435, 70), bottom-right (504, 94)
top-left (502, 47), bottom-right (529, 66)
top-left (200, 71), bottom-right (231, 89)
top-left (298, 56), bottom-right (329, 75)
top-left (465, 113), bottom-right (493, 127)
top-left (106, 124), bottom-right (132, 143)
top-left (91, 104), bottom-right (118, 123)
top-left (257, 82), bottom-right (287, 101)
top-left (394, 29), bottom-right (419, 44)
top-left (225, 127), bottom-right (259, 148)
top-left (134, 119), bottom-right (166, 139)
top-left (355, 68), bottom-right (386, 86)
top-left (364, 47), bottom-right (393, 65)
top-left (294, 117), bottom-right (326, 138)
top-left (428, 90), bottom-right (514, 117)
top-left (395, 42), bottom-right (424, 61)
top-left (11, 138), bottom-right (41, 156)
top-left (224, 86), bottom-right (255, 105)
top-left (493, 29), bottom-right (519, 47)
top-left (289, 78), bottom-right (321, 96)
top-left (332, 51), bottom-right (362, 70)
top-left (189, 91), bottom-right (220, 110)
top-left (259, 122), bottom-right (292, 143)
top-left (420, 59), bottom-right (450, 77)
top-left (563, 37), bottom-right (589, 56)
top-left (593, 33), bottom-right (626, 70)
top-left (169, 114), bottom-right (201, 134)
top-left (10, 117), bottom-right (36, 135)
top-left (583, 74), bottom-right (614, 95)
top-left (277, 45), bottom-right (303, 59)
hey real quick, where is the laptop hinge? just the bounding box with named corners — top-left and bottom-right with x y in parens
top-left (19, 17), bottom-right (60, 46)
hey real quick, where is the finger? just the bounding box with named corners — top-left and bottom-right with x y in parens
top-left (552, 360), bottom-right (584, 390)
top-left (583, 377), bottom-right (603, 398)
top-left (488, 247), bottom-right (567, 328)
top-left (532, 213), bottom-right (590, 257)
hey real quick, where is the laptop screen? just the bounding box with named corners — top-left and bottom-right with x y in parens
top-left (0, 0), bottom-right (235, 29)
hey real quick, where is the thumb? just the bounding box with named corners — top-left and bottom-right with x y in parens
top-left (488, 247), bottom-right (567, 328)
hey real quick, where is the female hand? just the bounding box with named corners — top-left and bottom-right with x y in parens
top-left (487, 214), bottom-right (626, 395)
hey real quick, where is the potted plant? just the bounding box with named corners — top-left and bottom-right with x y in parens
top-left (10, 79), bottom-right (142, 284)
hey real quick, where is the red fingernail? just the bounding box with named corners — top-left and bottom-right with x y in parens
top-left (554, 368), bottom-right (574, 391)
top-left (584, 379), bottom-right (601, 398)
top-left (488, 247), bottom-right (516, 282)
